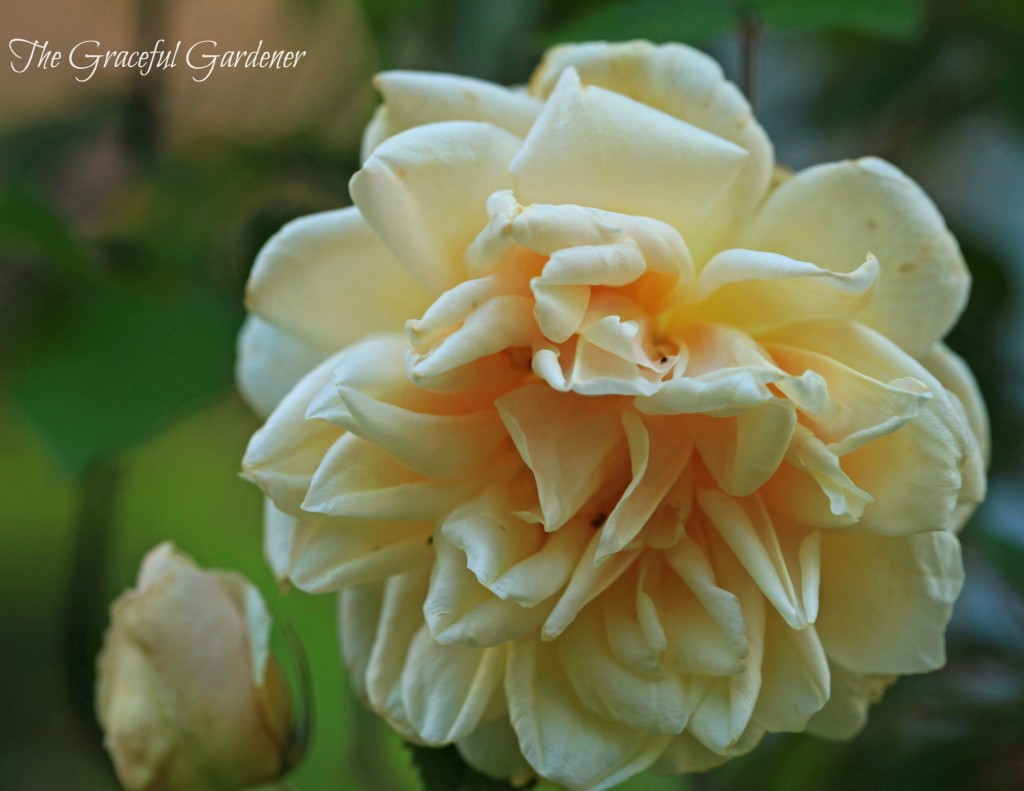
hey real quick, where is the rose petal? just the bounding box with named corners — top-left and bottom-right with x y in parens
top-left (351, 121), bottom-right (521, 294)
top-left (362, 70), bottom-right (541, 159)
top-left (456, 715), bottom-right (535, 786)
top-left (303, 433), bottom-right (486, 521)
top-left (529, 41), bottom-right (773, 261)
top-left (362, 569), bottom-right (432, 741)
top-left (401, 630), bottom-right (506, 743)
top-left (510, 68), bottom-right (748, 240)
top-left (263, 498), bottom-right (295, 584)
top-left (288, 513), bottom-right (433, 593)
top-left (681, 249), bottom-right (879, 335)
top-left (424, 534), bottom-right (552, 647)
top-left (804, 662), bottom-right (895, 740)
top-left (497, 385), bottom-right (628, 531)
top-left (752, 611), bottom-right (829, 732)
top-left (558, 589), bottom-right (696, 734)
top-left (816, 530), bottom-right (963, 674)
top-left (506, 636), bottom-right (671, 791)
top-left (739, 157), bottom-right (970, 356)
top-left (245, 207), bottom-right (431, 350)
top-left (242, 353), bottom-right (344, 513)
top-left (236, 316), bottom-right (328, 419)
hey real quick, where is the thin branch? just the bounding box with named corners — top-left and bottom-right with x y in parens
top-left (739, 13), bottom-right (764, 113)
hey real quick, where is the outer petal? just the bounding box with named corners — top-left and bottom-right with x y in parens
top-left (529, 40), bottom-right (773, 261)
top-left (357, 570), bottom-right (432, 741)
top-left (558, 594), bottom-right (696, 735)
top-left (456, 715), bottom-right (535, 786)
top-left (739, 157), bottom-right (970, 356)
top-left (424, 535), bottom-right (553, 647)
top-left (510, 68), bottom-right (748, 242)
top-left (242, 353), bottom-right (344, 514)
top-left (361, 71), bottom-right (542, 160)
top-left (350, 121), bottom-right (521, 294)
top-left (816, 530), bottom-right (963, 674)
top-left (805, 662), bottom-right (895, 740)
top-left (767, 321), bottom-right (979, 537)
top-left (245, 207), bottom-right (432, 350)
top-left (235, 316), bottom-right (328, 419)
top-left (752, 611), bottom-right (829, 732)
top-left (263, 498), bottom-right (296, 584)
top-left (288, 513), bottom-right (433, 593)
top-left (651, 723), bottom-right (764, 775)
top-left (506, 636), bottom-right (671, 791)
top-left (400, 630), bottom-right (505, 744)
top-left (918, 343), bottom-right (989, 531)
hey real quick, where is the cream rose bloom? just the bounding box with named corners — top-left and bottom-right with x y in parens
top-left (96, 543), bottom-right (294, 791)
top-left (237, 41), bottom-right (988, 790)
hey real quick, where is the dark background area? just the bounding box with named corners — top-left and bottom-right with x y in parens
top-left (1, 1), bottom-right (1022, 789)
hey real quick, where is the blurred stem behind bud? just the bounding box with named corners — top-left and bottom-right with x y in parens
top-left (64, 461), bottom-right (120, 753)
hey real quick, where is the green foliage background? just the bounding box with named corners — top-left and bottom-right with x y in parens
top-left (1, 1), bottom-right (1022, 789)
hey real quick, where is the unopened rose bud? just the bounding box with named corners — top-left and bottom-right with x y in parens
top-left (96, 543), bottom-right (294, 791)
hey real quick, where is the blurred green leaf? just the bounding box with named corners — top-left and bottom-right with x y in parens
top-left (13, 284), bottom-right (240, 473)
top-left (752, 0), bottom-right (924, 37)
top-left (549, 0), bottom-right (738, 45)
top-left (0, 185), bottom-right (95, 279)
top-left (550, 0), bottom-right (923, 45)
top-left (977, 532), bottom-right (1024, 598)
top-left (409, 743), bottom-right (528, 791)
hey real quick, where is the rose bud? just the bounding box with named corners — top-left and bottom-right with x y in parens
top-left (96, 543), bottom-right (294, 791)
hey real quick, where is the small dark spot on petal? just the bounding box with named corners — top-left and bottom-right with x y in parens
top-left (591, 513), bottom-right (607, 529)
top-left (427, 536), bottom-right (434, 545)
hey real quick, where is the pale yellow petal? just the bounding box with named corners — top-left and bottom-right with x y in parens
top-left (681, 249), bottom-right (879, 335)
top-left (686, 542), bottom-right (765, 754)
top-left (690, 401), bottom-right (797, 498)
top-left (302, 433), bottom-right (485, 521)
top-left (443, 483), bottom-right (591, 607)
top-left (767, 341), bottom-right (932, 455)
top-left (805, 662), bottom-right (895, 740)
top-left (752, 611), bottom-right (829, 732)
top-left (456, 715), bottom-right (535, 786)
top-left (529, 41), bottom-right (773, 262)
top-left (816, 530), bottom-right (963, 674)
top-left (288, 514), bottom-right (433, 593)
top-left (506, 636), bottom-right (671, 791)
top-left (362, 570), bottom-right (432, 741)
top-left (918, 342), bottom-right (989, 531)
top-left (597, 413), bottom-right (692, 560)
top-left (510, 68), bottom-right (748, 240)
top-left (241, 353), bottom-right (344, 513)
top-left (739, 157), bottom-right (969, 356)
top-left (651, 722), bottom-right (765, 774)
top-left (245, 206), bottom-right (431, 350)
top-left (558, 594), bottom-right (695, 734)
top-left (768, 321), bottom-right (978, 537)
top-left (401, 631), bottom-right (505, 744)
top-left (496, 385), bottom-right (627, 531)
top-left (424, 534), bottom-right (552, 647)
top-left (362, 70), bottom-right (541, 159)
top-left (351, 121), bottom-right (521, 294)
top-left (699, 490), bottom-right (812, 629)
top-left (262, 498), bottom-right (295, 584)
top-left (543, 531), bottom-right (642, 640)
top-left (235, 316), bottom-right (328, 419)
